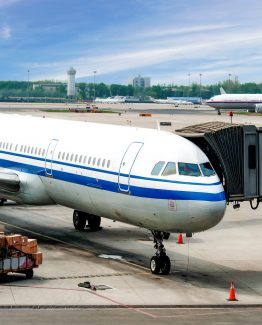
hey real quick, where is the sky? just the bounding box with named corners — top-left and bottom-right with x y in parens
top-left (1, 0), bottom-right (262, 85)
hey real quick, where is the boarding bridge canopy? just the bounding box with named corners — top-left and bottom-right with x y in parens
top-left (175, 122), bottom-right (261, 203)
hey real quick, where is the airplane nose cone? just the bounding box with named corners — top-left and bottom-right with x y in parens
top-left (188, 199), bottom-right (226, 232)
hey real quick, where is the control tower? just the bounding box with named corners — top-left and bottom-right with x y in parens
top-left (67, 67), bottom-right (76, 96)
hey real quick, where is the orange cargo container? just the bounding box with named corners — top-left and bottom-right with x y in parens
top-left (32, 252), bottom-right (43, 266)
top-left (5, 235), bottom-right (22, 247)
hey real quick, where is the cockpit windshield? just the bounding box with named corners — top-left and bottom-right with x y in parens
top-left (178, 162), bottom-right (201, 177)
top-left (200, 162), bottom-right (216, 176)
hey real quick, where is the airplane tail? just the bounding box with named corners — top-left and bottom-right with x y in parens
top-left (220, 87), bottom-right (227, 95)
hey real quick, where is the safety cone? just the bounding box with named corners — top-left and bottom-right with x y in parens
top-left (177, 233), bottom-right (184, 244)
top-left (228, 281), bottom-right (238, 301)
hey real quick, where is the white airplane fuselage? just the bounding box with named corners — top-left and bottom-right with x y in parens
top-left (206, 94), bottom-right (262, 110)
top-left (0, 114), bottom-right (226, 234)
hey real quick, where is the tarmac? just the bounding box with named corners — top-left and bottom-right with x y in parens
top-left (0, 102), bottom-right (262, 322)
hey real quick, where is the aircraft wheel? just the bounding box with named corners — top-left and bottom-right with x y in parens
top-left (88, 215), bottom-right (101, 230)
top-left (163, 232), bottom-right (170, 240)
top-left (73, 210), bottom-right (87, 230)
top-left (150, 256), bottom-right (161, 274)
top-left (160, 255), bottom-right (171, 275)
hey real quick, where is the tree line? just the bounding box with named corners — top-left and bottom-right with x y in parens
top-left (1, 79), bottom-right (262, 100)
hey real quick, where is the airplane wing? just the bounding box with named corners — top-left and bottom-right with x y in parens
top-left (0, 170), bottom-right (20, 192)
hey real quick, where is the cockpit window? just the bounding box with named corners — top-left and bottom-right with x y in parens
top-left (178, 162), bottom-right (201, 177)
top-left (162, 162), bottom-right (177, 176)
top-left (200, 162), bottom-right (216, 176)
top-left (151, 161), bottom-right (165, 176)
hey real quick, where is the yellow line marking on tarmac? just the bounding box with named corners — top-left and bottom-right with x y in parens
top-left (0, 220), bottom-right (150, 273)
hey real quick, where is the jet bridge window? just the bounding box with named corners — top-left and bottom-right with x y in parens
top-left (151, 161), bottom-right (165, 176)
top-left (162, 162), bottom-right (177, 176)
top-left (178, 162), bottom-right (201, 177)
top-left (200, 162), bottom-right (216, 176)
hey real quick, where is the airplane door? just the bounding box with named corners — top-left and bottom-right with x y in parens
top-left (118, 142), bottom-right (143, 193)
top-left (45, 139), bottom-right (59, 176)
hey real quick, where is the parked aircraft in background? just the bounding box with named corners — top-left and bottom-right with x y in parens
top-left (206, 87), bottom-right (262, 113)
top-left (0, 114), bottom-right (226, 274)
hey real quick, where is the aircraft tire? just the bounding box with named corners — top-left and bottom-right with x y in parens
top-left (159, 255), bottom-right (171, 275)
top-left (73, 210), bottom-right (87, 230)
top-left (88, 215), bottom-right (101, 230)
top-left (150, 256), bottom-right (161, 274)
top-left (25, 269), bottom-right (34, 279)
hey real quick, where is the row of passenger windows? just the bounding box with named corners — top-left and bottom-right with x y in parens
top-left (57, 152), bottom-right (111, 168)
top-left (0, 141), bottom-right (111, 169)
top-left (151, 161), bottom-right (216, 177)
top-left (0, 141), bottom-right (46, 157)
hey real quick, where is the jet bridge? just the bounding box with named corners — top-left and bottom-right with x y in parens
top-left (175, 122), bottom-right (262, 208)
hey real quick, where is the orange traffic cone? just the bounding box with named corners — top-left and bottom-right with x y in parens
top-left (228, 281), bottom-right (238, 301)
top-left (177, 233), bottom-right (184, 244)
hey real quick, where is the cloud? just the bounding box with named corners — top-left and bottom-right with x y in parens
top-left (0, 25), bottom-right (11, 39)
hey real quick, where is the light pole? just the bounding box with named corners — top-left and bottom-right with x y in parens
top-left (199, 73), bottom-right (202, 98)
top-left (228, 73), bottom-right (231, 82)
top-left (93, 70), bottom-right (97, 101)
top-left (27, 69), bottom-right (30, 102)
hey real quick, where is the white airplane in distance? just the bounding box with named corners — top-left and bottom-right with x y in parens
top-left (206, 87), bottom-right (262, 113)
top-left (0, 114), bottom-right (226, 275)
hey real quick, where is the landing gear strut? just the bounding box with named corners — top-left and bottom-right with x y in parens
top-left (73, 210), bottom-right (101, 231)
top-left (150, 231), bottom-right (171, 275)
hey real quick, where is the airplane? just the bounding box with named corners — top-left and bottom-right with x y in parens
top-left (0, 114), bottom-right (226, 275)
top-left (206, 87), bottom-right (262, 113)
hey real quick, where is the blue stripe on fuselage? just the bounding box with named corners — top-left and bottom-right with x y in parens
top-left (0, 156), bottom-right (226, 202)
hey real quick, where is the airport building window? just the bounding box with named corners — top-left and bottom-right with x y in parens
top-left (162, 162), bottom-right (177, 176)
top-left (200, 162), bottom-right (216, 177)
top-left (151, 161), bottom-right (165, 176)
top-left (178, 162), bottom-right (201, 177)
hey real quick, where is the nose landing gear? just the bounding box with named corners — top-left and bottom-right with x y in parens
top-left (150, 231), bottom-right (171, 275)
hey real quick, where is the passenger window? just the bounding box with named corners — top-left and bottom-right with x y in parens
top-left (88, 157), bottom-right (92, 164)
top-left (200, 162), bottom-right (216, 176)
top-left (83, 156), bottom-right (87, 164)
top-left (97, 158), bottom-right (101, 166)
top-left (75, 154), bottom-right (78, 162)
top-left (79, 155), bottom-right (82, 163)
top-left (70, 154), bottom-right (74, 161)
top-left (31, 147), bottom-right (34, 154)
top-left (92, 157), bottom-right (96, 165)
top-left (107, 160), bottom-right (110, 168)
top-left (15, 144), bottom-right (18, 151)
top-left (34, 147), bottom-right (38, 155)
top-left (151, 161), bottom-right (165, 176)
top-left (102, 159), bottom-right (106, 167)
top-left (58, 152), bottom-right (61, 159)
top-left (42, 149), bottom-right (45, 156)
top-left (0, 142), bottom-right (2, 148)
top-left (24, 146), bottom-right (27, 153)
top-left (38, 148), bottom-right (41, 156)
top-left (162, 162), bottom-right (177, 176)
top-left (21, 145), bottom-right (24, 152)
top-left (6, 143), bottom-right (9, 150)
top-left (27, 146), bottom-right (30, 154)
top-left (178, 162), bottom-right (201, 177)
top-left (66, 153), bottom-right (69, 160)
